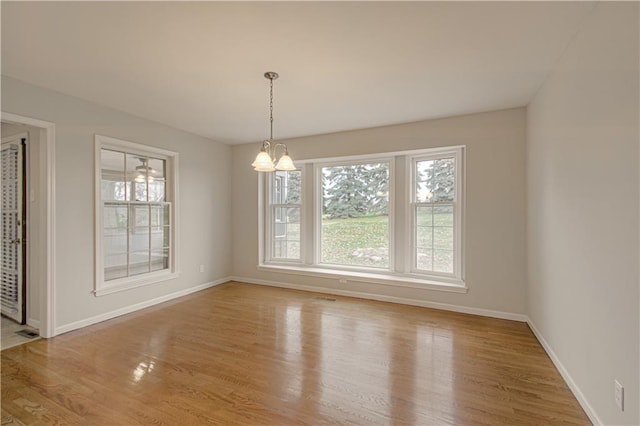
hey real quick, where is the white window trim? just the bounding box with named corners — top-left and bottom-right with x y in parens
top-left (264, 170), bottom-right (304, 264)
top-left (94, 135), bottom-right (180, 296)
top-left (258, 146), bottom-right (466, 292)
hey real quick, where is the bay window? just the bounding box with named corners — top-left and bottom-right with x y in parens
top-left (260, 146), bottom-right (465, 291)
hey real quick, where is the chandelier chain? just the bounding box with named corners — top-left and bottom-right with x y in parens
top-left (269, 77), bottom-right (274, 141)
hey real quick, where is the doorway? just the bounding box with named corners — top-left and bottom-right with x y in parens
top-left (1, 132), bottom-right (27, 325)
top-left (0, 113), bottom-right (55, 341)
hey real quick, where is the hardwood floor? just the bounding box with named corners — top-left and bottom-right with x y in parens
top-left (1, 281), bottom-right (589, 425)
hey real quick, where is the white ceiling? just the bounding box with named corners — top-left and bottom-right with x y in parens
top-left (1, 1), bottom-right (595, 145)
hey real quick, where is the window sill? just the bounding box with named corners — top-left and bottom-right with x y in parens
top-left (94, 270), bottom-right (180, 296)
top-left (257, 264), bottom-right (467, 293)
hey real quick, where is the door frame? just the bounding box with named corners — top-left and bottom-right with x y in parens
top-left (1, 112), bottom-right (56, 338)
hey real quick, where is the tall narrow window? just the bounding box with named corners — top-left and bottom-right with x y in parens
top-left (319, 161), bottom-right (390, 269)
top-left (411, 150), bottom-right (460, 277)
top-left (268, 170), bottom-right (302, 261)
top-left (96, 135), bottom-right (178, 295)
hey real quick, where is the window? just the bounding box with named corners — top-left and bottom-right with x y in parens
top-left (267, 170), bottom-right (302, 261)
top-left (319, 161), bottom-right (390, 269)
top-left (95, 135), bottom-right (178, 296)
top-left (260, 146), bottom-right (465, 291)
top-left (410, 151), bottom-right (461, 278)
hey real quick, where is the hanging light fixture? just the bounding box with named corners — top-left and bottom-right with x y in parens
top-left (251, 71), bottom-right (296, 172)
top-left (134, 158), bottom-right (155, 183)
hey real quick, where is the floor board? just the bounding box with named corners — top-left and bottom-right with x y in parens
top-left (1, 282), bottom-right (590, 425)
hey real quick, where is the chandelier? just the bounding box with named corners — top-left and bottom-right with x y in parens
top-left (251, 72), bottom-right (296, 172)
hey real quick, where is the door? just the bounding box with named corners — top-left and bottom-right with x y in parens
top-left (1, 135), bottom-right (25, 323)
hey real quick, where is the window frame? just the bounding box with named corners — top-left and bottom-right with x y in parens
top-left (94, 135), bottom-right (179, 296)
top-left (407, 147), bottom-right (464, 283)
top-left (258, 146), bottom-right (465, 293)
top-left (313, 158), bottom-right (395, 273)
top-left (265, 169), bottom-right (304, 264)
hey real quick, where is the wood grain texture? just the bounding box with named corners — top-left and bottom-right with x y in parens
top-left (1, 281), bottom-right (590, 425)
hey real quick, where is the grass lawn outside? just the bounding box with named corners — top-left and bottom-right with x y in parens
top-left (320, 211), bottom-right (454, 272)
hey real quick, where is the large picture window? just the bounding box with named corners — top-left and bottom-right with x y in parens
top-left (260, 146), bottom-right (464, 291)
top-left (319, 161), bottom-right (390, 269)
top-left (95, 135), bottom-right (178, 296)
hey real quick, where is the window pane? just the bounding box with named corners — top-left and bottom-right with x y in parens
top-left (150, 248), bottom-right (169, 272)
top-left (127, 153), bottom-right (148, 202)
top-left (321, 163), bottom-right (389, 268)
top-left (148, 157), bottom-right (166, 202)
top-left (104, 239), bottom-right (127, 281)
top-left (272, 170), bottom-right (301, 204)
top-left (433, 227), bottom-right (454, 250)
top-left (434, 250), bottom-right (454, 273)
top-left (433, 204), bottom-right (453, 226)
top-left (272, 207), bottom-right (300, 260)
top-left (104, 254), bottom-right (128, 281)
top-left (130, 205), bottom-right (150, 275)
top-left (415, 204), bottom-right (454, 273)
top-left (416, 224), bottom-right (433, 249)
top-left (415, 160), bottom-right (434, 202)
top-left (103, 204), bottom-right (128, 281)
top-left (132, 181), bottom-right (148, 202)
top-left (129, 251), bottom-right (150, 276)
top-left (104, 204), bottom-right (128, 234)
top-left (416, 248), bottom-right (433, 271)
top-left (273, 240), bottom-right (284, 258)
top-left (415, 157), bottom-right (455, 202)
top-left (101, 150), bottom-right (126, 201)
top-left (416, 205), bottom-right (433, 227)
top-left (150, 227), bottom-right (164, 252)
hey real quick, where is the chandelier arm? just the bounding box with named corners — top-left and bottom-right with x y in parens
top-left (273, 142), bottom-right (289, 155)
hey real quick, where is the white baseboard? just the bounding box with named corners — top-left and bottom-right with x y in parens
top-left (54, 277), bottom-right (231, 336)
top-left (27, 318), bottom-right (40, 329)
top-left (526, 318), bottom-right (602, 425)
top-left (229, 276), bottom-right (527, 322)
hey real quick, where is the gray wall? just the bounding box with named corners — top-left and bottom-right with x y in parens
top-left (526, 2), bottom-right (639, 424)
top-left (231, 108), bottom-right (527, 315)
top-left (2, 76), bottom-right (232, 332)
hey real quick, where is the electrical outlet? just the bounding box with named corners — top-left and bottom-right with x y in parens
top-left (199, 264), bottom-right (204, 273)
top-left (614, 380), bottom-right (624, 411)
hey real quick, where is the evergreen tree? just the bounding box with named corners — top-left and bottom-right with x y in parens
top-left (283, 170), bottom-right (301, 204)
top-left (417, 158), bottom-right (454, 202)
top-left (323, 163), bottom-right (389, 219)
top-left (428, 158), bottom-right (454, 201)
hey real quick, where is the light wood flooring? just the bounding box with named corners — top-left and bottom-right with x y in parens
top-left (1, 281), bottom-right (590, 425)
